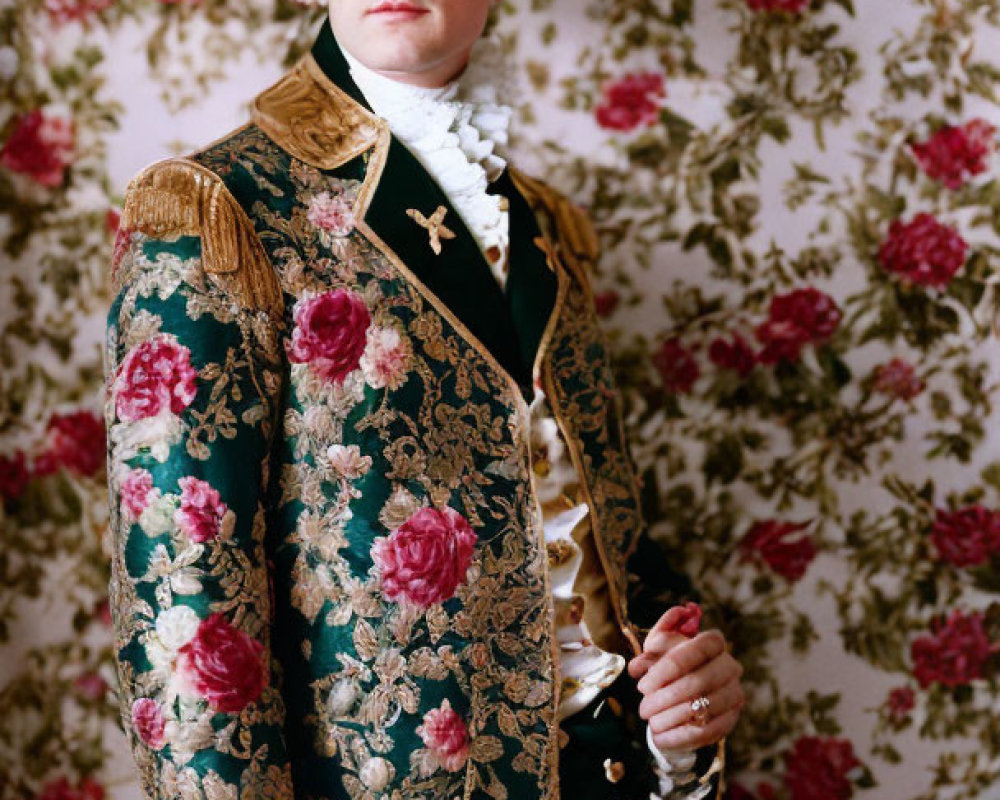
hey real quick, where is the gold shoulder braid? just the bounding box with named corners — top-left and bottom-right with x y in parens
top-left (117, 157), bottom-right (282, 317)
top-left (508, 168), bottom-right (600, 295)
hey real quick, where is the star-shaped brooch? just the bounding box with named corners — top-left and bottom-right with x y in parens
top-left (406, 205), bottom-right (456, 255)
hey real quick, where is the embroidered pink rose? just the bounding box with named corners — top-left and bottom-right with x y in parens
top-left (755, 288), bottom-right (841, 365)
top-left (595, 72), bottom-right (666, 133)
top-left (120, 468), bottom-right (154, 522)
top-left (113, 335), bottom-right (198, 423)
top-left (360, 326), bottom-right (411, 390)
top-left (878, 213), bottom-right (968, 289)
top-left (286, 289), bottom-right (372, 384)
top-left (372, 506), bottom-right (477, 608)
top-left (174, 475), bottom-right (228, 543)
top-left (177, 613), bottom-right (266, 712)
top-left (417, 699), bottom-right (469, 772)
top-left (910, 608), bottom-right (998, 688)
top-left (307, 191), bottom-right (356, 237)
top-left (911, 119), bottom-right (996, 189)
top-left (872, 358), bottom-right (924, 401)
top-left (739, 519), bottom-right (817, 582)
top-left (130, 697), bottom-right (167, 749)
top-left (33, 410), bottom-right (105, 477)
top-left (0, 109), bottom-right (75, 187)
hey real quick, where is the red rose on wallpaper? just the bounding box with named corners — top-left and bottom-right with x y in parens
top-left (872, 358), bottom-right (924, 401)
top-left (130, 697), bottom-right (167, 749)
top-left (929, 505), bottom-right (1000, 568)
top-left (593, 289), bottom-right (620, 318)
top-left (653, 338), bottom-right (701, 394)
top-left (0, 450), bottom-right (30, 500)
top-left (746, 0), bottom-right (808, 12)
top-left (709, 333), bottom-right (757, 376)
top-left (0, 109), bottom-right (75, 187)
top-left (44, 0), bottom-right (114, 24)
top-left (885, 686), bottom-right (915, 725)
top-left (911, 119), bottom-right (996, 189)
top-left (37, 777), bottom-right (105, 800)
top-left (739, 519), bottom-right (817, 581)
top-left (877, 213), bottom-right (968, 288)
top-left (595, 72), bottom-right (666, 132)
top-left (910, 608), bottom-right (997, 688)
top-left (72, 671), bottom-right (108, 701)
top-left (755, 288), bottom-right (841, 365)
top-left (177, 613), bottom-right (266, 713)
top-left (286, 289), bottom-right (371, 384)
top-left (33, 410), bottom-right (105, 477)
top-left (174, 476), bottom-right (229, 543)
top-left (113, 335), bottom-right (198, 422)
top-left (373, 506), bottom-right (477, 608)
top-left (417, 699), bottom-right (470, 771)
top-left (783, 735), bottom-right (860, 800)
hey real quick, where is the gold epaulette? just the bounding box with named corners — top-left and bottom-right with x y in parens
top-left (117, 157), bottom-right (282, 317)
top-left (509, 168), bottom-right (601, 294)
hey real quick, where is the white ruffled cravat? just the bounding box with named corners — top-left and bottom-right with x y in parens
top-left (338, 37), bottom-right (513, 285)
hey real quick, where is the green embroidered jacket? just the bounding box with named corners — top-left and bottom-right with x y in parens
top-left (103, 19), bottom-right (725, 800)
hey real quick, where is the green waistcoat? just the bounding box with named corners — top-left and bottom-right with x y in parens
top-left (104, 18), bottom-right (723, 800)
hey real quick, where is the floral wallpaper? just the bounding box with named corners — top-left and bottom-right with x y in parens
top-left (1, 1), bottom-right (999, 800)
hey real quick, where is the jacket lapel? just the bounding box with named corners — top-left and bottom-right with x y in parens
top-left (254, 17), bottom-right (560, 398)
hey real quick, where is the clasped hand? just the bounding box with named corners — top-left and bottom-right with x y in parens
top-left (628, 603), bottom-right (745, 751)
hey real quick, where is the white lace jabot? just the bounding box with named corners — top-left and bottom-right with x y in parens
top-left (338, 36), bottom-right (513, 284)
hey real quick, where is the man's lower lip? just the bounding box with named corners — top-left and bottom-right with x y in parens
top-left (367, 8), bottom-right (429, 18)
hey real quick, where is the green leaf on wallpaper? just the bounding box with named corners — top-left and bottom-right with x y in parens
top-left (659, 108), bottom-right (694, 149)
top-left (703, 432), bottom-right (743, 485)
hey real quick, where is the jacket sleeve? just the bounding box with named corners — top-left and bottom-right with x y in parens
top-left (551, 184), bottom-right (729, 800)
top-left (103, 157), bottom-right (293, 799)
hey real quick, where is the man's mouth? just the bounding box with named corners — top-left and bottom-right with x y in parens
top-left (366, 1), bottom-right (430, 17)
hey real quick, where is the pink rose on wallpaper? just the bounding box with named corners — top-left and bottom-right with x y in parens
top-left (0, 450), bottom-right (30, 501)
top-left (783, 735), bottom-right (860, 800)
top-left (307, 191), bottom-right (356, 237)
top-left (652, 338), bottom-right (700, 394)
top-left (878, 213), bottom-right (968, 289)
top-left (872, 358), bottom-right (924, 401)
top-left (174, 476), bottom-right (229, 543)
top-left (885, 686), bottom-right (915, 725)
top-left (911, 119), bottom-right (996, 189)
top-left (44, 0), bottom-right (114, 24)
top-left (130, 697), bottom-right (167, 749)
top-left (417, 699), bottom-right (470, 771)
top-left (177, 613), bottom-right (266, 713)
top-left (910, 608), bottom-right (997, 688)
top-left (120, 468), bottom-right (154, 522)
top-left (663, 601), bottom-right (703, 637)
top-left (929, 505), bottom-right (1000, 568)
top-left (593, 289), bottom-right (620, 318)
top-left (739, 520), bottom-right (817, 582)
top-left (33, 410), bottom-right (105, 477)
top-left (286, 289), bottom-right (371, 384)
top-left (360, 326), bottom-right (411, 390)
top-left (755, 288), bottom-right (841, 365)
top-left (746, 0), bottom-right (809, 12)
top-left (72, 672), bottom-right (108, 701)
top-left (373, 506), bottom-right (477, 608)
top-left (37, 777), bottom-right (105, 800)
top-left (595, 72), bottom-right (666, 132)
top-left (113, 335), bottom-right (198, 423)
top-left (0, 109), bottom-right (75, 187)
top-left (709, 333), bottom-right (757, 377)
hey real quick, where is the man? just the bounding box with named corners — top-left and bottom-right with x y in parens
top-left (103, 2), bottom-right (744, 799)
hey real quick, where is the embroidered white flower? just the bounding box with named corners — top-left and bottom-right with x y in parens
top-left (138, 493), bottom-right (180, 538)
top-left (360, 326), bottom-right (411, 391)
top-left (155, 604), bottom-right (201, 651)
top-left (327, 444), bottom-right (372, 480)
top-left (359, 757), bottom-right (393, 792)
